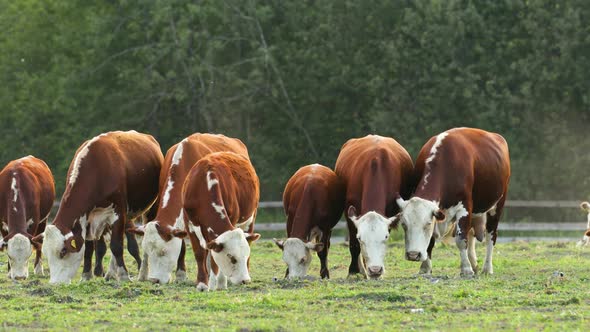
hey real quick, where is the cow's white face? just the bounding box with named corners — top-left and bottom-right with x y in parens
top-left (348, 208), bottom-right (395, 279)
top-left (274, 238), bottom-right (323, 279)
top-left (142, 222), bottom-right (182, 284)
top-left (43, 225), bottom-right (84, 284)
top-left (208, 228), bottom-right (258, 285)
top-left (397, 197), bottom-right (443, 262)
top-left (7, 234), bottom-right (33, 280)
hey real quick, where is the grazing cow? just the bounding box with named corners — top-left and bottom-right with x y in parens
top-left (129, 133), bottom-right (249, 284)
top-left (395, 127), bottom-right (510, 276)
top-left (0, 156), bottom-right (55, 280)
top-left (335, 135), bottom-right (414, 279)
top-left (39, 130), bottom-right (163, 284)
top-left (577, 202), bottom-right (590, 246)
top-left (183, 151), bottom-right (260, 291)
top-left (274, 164), bottom-right (345, 279)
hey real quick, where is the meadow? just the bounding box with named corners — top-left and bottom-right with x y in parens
top-left (1, 237), bottom-right (589, 331)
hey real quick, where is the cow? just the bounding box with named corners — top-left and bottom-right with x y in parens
top-left (577, 202), bottom-right (590, 246)
top-left (334, 135), bottom-right (414, 279)
top-left (274, 164), bottom-right (345, 279)
top-left (0, 156), bottom-right (55, 280)
top-left (128, 133), bottom-right (249, 284)
top-left (183, 151), bottom-right (260, 291)
top-left (395, 127), bottom-right (510, 276)
top-left (38, 130), bottom-right (163, 284)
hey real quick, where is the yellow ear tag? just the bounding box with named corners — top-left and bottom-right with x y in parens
top-left (71, 239), bottom-right (76, 249)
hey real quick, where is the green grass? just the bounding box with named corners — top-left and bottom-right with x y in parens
top-left (1, 239), bottom-right (590, 331)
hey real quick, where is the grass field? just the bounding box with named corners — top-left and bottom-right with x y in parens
top-left (1, 238), bottom-right (589, 331)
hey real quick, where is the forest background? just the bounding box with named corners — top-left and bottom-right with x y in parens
top-left (1, 0), bottom-right (589, 205)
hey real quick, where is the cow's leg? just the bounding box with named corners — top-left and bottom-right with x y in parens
top-left (126, 231), bottom-right (142, 272)
top-left (467, 229), bottom-right (478, 274)
top-left (94, 237), bottom-right (107, 277)
top-left (108, 203), bottom-right (130, 282)
top-left (346, 219), bottom-right (365, 277)
top-left (33, 245), bottom-right (43, 275)
top-left (455, 201), bottom-right (474, 276)
top-left (209, 256), bottom-right (227, 290)
top-left (420, 236), bottom-right (435, 275)
top-left (175, 240), bottom-right (187, 282)
top-left (319, 230), bottom-right (331, 279)
top-left (82, 240), bottom-right (94, 280)
top-left (188, 232), bottom-right (209, 291)
top-left (483, 194), bottom-right (506, 274)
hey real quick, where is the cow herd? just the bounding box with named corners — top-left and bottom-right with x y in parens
top-left (0, 127), bottom-right (515, 290)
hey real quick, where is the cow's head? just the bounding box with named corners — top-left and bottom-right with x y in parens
top-left (1, 233), bottom-right (40, 280)
top-left (134, 221), bottom-right (186, 284)
top-left (207, 228), bottom-right (260, 285)
top-left (348, 206), bottom-right (395, 279)
top-left (42, 224), bottom-right (85, 284)
top-left (273, 230), bottom-right (324, 279)
top-left (396, 197), bottom-right (445, 262)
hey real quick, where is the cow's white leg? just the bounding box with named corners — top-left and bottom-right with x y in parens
top-left (216, 271), bottom-right (228, 290)
top-left (105, 256), bottom-right (117, 280)
top-left (456, 236), bottom-right (474, 276)
top-left (117, 265), bottom-right (130, 282)
top-left (208, 268), bottom-right (218, 291)
top-left (137, 252), bottom-right (148, 281)
top-left (482, 231), bottom-right (494, 274)
top-left (34, 261), bottom-right (44, 276)
top-left (419, 258), bottom-right (432, 275)
top-left (467, 230), bottom-right (478, 274)
top-left (175, 269), bottom-right (187, 282)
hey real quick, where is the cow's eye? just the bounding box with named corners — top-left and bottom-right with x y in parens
top-left (227, 254), bottom-right (237, 264)
top-left (299, 258), bottom-right (305, 264)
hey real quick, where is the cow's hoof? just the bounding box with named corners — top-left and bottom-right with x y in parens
top-left (175, 270), bottom-right (187, 282)
top-left (481, 267), bottom-right (493, 275)
top-left (118, 268), bottom-right (130, 282)
top-left (81, 272), bottom-right (93, 281)
top-left (460, 268), bottom-right (475, 277)
top-left (197, 282), bottom-right (209, 292)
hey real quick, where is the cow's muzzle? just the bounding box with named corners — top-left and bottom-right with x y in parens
top-left (406, 251), bottom-right (422, 261)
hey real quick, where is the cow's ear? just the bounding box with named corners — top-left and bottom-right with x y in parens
top-left (172, 229), bottom-right (187, 238)
top-left (396, 197), bottom-right (408, 210)
top-left (127, 226), bottom-right (145, 236)
top-left (433, 209), bottom-right (445, 222)
top-left (585, 229), bottom-right (590, 237)
top-left (388, 213), bottom-right (402, 229)
top-left (305, 242), bottom-right (324, 252)
top-left (273, 238), bottom-right (284, 250)
top-left (207, 228), bottom-right (219, 240)
top-left (206, 241), bottom-right (224, 253)
top-left (0, 240), bottom-right (6, 251)
top-left (246, 233), bottom-right (261, 244)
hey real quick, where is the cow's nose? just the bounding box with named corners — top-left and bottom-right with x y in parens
top-left (368, 266), bottom-right (383, 276)
top-left (14, 276), bottom-right (26, 281)
top-left (406, 251), bottom-right (421, 261)
top-left (241, 278), bottom-right (251, 285)
top-left (149, 277), bottom-right (160, 284)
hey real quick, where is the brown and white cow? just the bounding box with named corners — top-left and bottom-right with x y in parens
top-left (395, 127), bottom-right (510, 276)
top-left (274, 164), bottom-right (345, 279)
top-left (0, 156), bottom-right (55, 280)
top-left (577, 202), bottom-right (590, 246)
top-left (183, 151), bottom-right (260, 291)
top-left (335, 135), bottom-right (414, 279)
top-left (39, 130), bottom-right (163, 284)
top-left (129, 133), bottom-right (249, 284)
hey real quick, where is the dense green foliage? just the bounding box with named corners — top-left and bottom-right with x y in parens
top-left (1, 0), bottom-right (589, 200)
top-left (1, 240), bottom-right (589, 330)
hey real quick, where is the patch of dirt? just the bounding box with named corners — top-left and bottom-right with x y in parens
top-left (29, 288), bottom-right (54, 297)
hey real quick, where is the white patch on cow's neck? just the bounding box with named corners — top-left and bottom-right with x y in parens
top-left (212, 202), bottom-right (226, 220)
top-left (69, 134), bottom-right (106, 186)
top-left (174, 210), bottom-right (185, 230)
top-left (162, 140), bottom-right (185, 209)
top-left (421, 132), bottom-right (449, 190)
top-left (11, 175), bottom-right (18, 203)
top-left (236, 214), bottom-right (254, 231)
top-left (207, 171), bottom-right (219, 190)
top-left (87, 204), bottom-right (118, 240)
